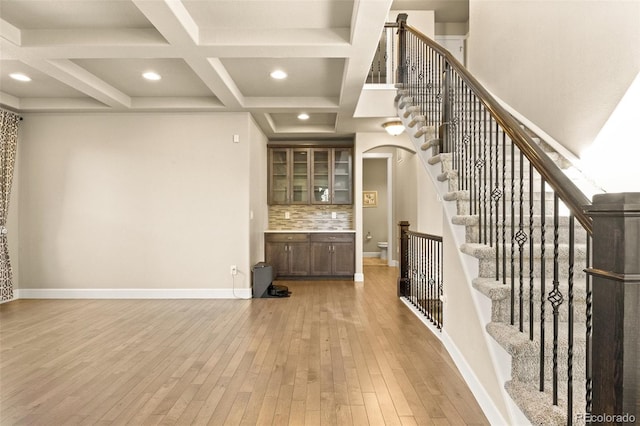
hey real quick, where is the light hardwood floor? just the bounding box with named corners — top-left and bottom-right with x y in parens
top-left (0, 265), bottom-right (489, 425)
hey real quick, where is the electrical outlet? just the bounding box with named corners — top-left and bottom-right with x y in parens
top-left (230, 265), bottom-right (237, 275)
top-left (331, 211), bottom-right (337, 219)
top-left (285, 212), bottom-right (290, 219)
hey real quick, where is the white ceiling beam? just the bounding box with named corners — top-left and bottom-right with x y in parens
top-left (20, 29), bottom-right (166, 47)
top-left (131, 0), bottom-right (198, 46)
top-left (0, 18), bottom-right (21, 46)
top-left (243, 97), bottom-right (339, 110)
top-left (0, 91), bottom-right (20, 110)
top-left (199, 28), bottom-right (350, 47)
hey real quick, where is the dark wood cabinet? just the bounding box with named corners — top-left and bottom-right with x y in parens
top-left (269, 146), bottom-right (351, 205)
top-left (309, 233), bottom-right (355, 276)
top-left (265, 232), bottom-right (354, 279)
top-left (264, 233), bottom-right (310, 277)
top-left (268, 148), bottom-right (310, 205)
top-left (310, 148), bottom-right (353, 205)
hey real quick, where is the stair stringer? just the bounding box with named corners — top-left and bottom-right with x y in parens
top-left (396, 101), bottom-right (531, 426)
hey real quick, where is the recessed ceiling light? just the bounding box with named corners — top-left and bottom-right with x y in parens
top-left (9, 73), bottom-right (31, 82)
top-left (142, 71), bottom-right (161, 81)
top-left (270, 70), bottom-right (287, 80)
top-left (298, 113), bottom-right (310, 120)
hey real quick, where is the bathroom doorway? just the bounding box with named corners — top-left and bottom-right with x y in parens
top-left (362, 153), bottom-right (393, 266)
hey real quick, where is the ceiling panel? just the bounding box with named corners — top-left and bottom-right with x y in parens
top-left (1, 60), bottom-right (92, 98)
top-left (183, 0), bottom-right (353, 29)
top-left (71, 58), bottom-right (216, 98)
top-left (221, 58), bottom-right (344, 98)
top-left (270, 112), bottom-right (336, 127)
top-left (0, 0), bottom-right (153, 30)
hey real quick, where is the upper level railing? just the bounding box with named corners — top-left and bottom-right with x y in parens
top-left (393, 13), bottom-right (639, 425)
top-left (366, 23), bottom-right (399, 85)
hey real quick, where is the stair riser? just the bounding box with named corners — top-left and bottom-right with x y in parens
top-left (464, 224), bottom-right (589, 245)
top-left (512, 352), bottom-right (587, 383)
top-left (453, 198), bottom-right (575, 217)
top-left (478, 258), bottom-right (588, 280)
top-left (491, 298), bottom-right (587, 324)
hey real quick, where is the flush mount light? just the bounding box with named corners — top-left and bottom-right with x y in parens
top-left (142, 71), bottom-right (161, 81)
top-left (382, 120), bottom-right (405, 136)
top-left (9, 73), bottom-right (31, 82)
top-left (270, 70), bottom-right (287, 80)
top-left (298, 113), bottom-right (310, 120)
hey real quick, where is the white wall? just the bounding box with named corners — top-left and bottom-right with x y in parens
top-left (18, 112), bottom-right (261, 295)
top-left (248, 116), bottom-right (268, 269)
top-left (467, 0), bottom-right (640, 158)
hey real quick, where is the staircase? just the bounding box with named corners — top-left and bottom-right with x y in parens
top-left (396, 89), bottom-right (592, 424)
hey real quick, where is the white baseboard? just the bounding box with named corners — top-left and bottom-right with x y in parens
top-left (400, 298), bottom-right (510, 426)
top-left (363, 252), bottom-right (381, 258)
top-left (16, 288), bottom-right (253, 300)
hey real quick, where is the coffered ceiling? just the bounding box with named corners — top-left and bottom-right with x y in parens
top-left (0, 0), bottom-right (468, 139)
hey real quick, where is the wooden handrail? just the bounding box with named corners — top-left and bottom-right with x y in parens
top-left (399, 21), bottom-right (593, 235)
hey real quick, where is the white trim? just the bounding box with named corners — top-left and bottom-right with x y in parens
top-left (400, 298), bottom-right (511, 426)
top-left (16, 288), bottom-right (253, 300)
top-left (363, 251), bottom-right (380, 258)
top-left (354, 273), bottom-right (364, 282)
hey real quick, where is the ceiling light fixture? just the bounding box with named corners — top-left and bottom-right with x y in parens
top-left (298, 113), bottom-right (310, 120)
top-left (270, 70), bottom-right (287, 80)
top-left (142, 71), bottom-right (161, 81)
top-left (382, 120), bottom-right (405, 136)
top-left (9, 73), bottom-right (31, 82)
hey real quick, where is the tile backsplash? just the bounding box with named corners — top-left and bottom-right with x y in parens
top-left (269, 205), bottom-right (353, 230)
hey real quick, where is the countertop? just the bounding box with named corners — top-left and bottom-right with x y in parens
top-left (265, 229), bottom-right (356, 233)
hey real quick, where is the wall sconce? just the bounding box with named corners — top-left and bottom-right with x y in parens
top-left (382, 120), bottom-right (404, 136)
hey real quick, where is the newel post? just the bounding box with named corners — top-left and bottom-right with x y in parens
top-left (398, 221), bottom-right (410, 297)
top-left (395, 13), bottom-right (408, 87)
top-left (585, 193), bottom-right (640, 424)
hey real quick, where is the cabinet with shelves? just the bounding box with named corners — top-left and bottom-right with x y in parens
top-left (268, 148), bottom-right (310, 205)
top-left (310, 148), bottom-right (353, 205)
top-left (269, 146), bottom-right (352, 205)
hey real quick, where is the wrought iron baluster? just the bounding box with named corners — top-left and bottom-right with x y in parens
top-left (585, 233), bottom-right (592, 413)
top-left (567, 213), bottom-right (575, 425)
top-left (540, 179), bottom-right (547, 391)
top-left (502, 131), bottom-right (507, 286)
top-left (510, 139), bottom-right (516, 325)
top-left (482, 107), bottom-right (488, 245)
top-left (529, 162), bottom-right (535, 341)
top-left (548, 193), bottom-right (563, 405)
top-left (517, 150), bottom-right (526, 332)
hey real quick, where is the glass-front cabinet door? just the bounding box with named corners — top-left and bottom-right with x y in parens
top-left (332, 148), bottom-right (352, 204)
top-left (268, 148), bottom-right (290, 204)
top-left (311, 149), bottom-right (330, 204)
top-left (291, 149), bottom-right (310, 204)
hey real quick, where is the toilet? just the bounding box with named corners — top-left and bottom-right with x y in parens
top-left (377, 242), bottom-right (388, 260)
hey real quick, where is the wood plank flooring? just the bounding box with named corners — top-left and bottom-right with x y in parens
top-left (0, 265), bottom-right (489, 425)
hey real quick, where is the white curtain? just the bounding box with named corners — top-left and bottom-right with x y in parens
top-left (0, 109), bottom-right (20, 302)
